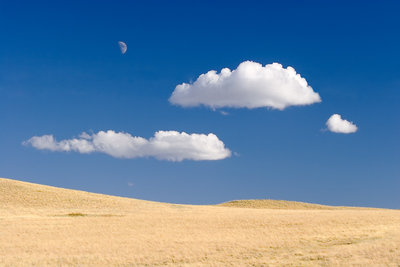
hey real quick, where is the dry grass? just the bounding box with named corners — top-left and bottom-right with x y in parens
top-left (220, 199), bottom-right (350, 209)
top-left (0, 178), bottom-right (399, 266)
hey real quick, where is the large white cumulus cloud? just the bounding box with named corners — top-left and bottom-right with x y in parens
top-left (24, 130), bottom-right (231, 161)
top-left (326, 114), bottom-right (358, 134)
top-left (169, 61), bottom-right (321, 110)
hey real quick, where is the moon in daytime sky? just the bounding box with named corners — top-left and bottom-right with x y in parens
top-left (118, 41), bottom-right (127, 54)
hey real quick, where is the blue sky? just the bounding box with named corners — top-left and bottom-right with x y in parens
top-left (1, 1), bottom-right (399, 208)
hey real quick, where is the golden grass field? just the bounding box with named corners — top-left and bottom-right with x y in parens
top-left (0, 178), bottom-right (399, 266)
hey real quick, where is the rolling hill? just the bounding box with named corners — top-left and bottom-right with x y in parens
top-left (1, 177), bottom-right (399, 266)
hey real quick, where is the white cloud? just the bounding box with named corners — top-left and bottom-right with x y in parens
top-left (169, 61), bottom-right (321, 110)
top-left (24, 130), bottom-right (231, 161)
top-left (326, 114), bottom-right (358, 134)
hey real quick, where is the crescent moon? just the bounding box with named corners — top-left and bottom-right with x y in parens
top-left (118, 41), bottom-right (127, 54)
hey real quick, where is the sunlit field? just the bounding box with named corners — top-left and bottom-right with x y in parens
top-left (1, 178), bottom-right (399, 266)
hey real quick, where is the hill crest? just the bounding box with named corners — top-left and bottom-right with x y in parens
top-left (0, 178), bottom-right (373, 211)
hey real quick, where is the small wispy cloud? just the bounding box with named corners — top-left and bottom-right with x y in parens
top-left (24, 130), bottom-right (231, 161)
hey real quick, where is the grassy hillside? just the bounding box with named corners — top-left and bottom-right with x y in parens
top-left (218, 199), bottom-right (375, 210)
top-left (1, 177), bottom-right (399, 266)
top-left (220, 199), bottom-right (338, 209)
top-left (0, 177), bottom-right (161, 215)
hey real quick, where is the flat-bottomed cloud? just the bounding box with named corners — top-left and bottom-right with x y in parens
top-left (326, 114), bottom-right (358, 134)
top-left (169, 61), bottom-right (321, 110)
top-left (24, 130), bottom-right (231, 161)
